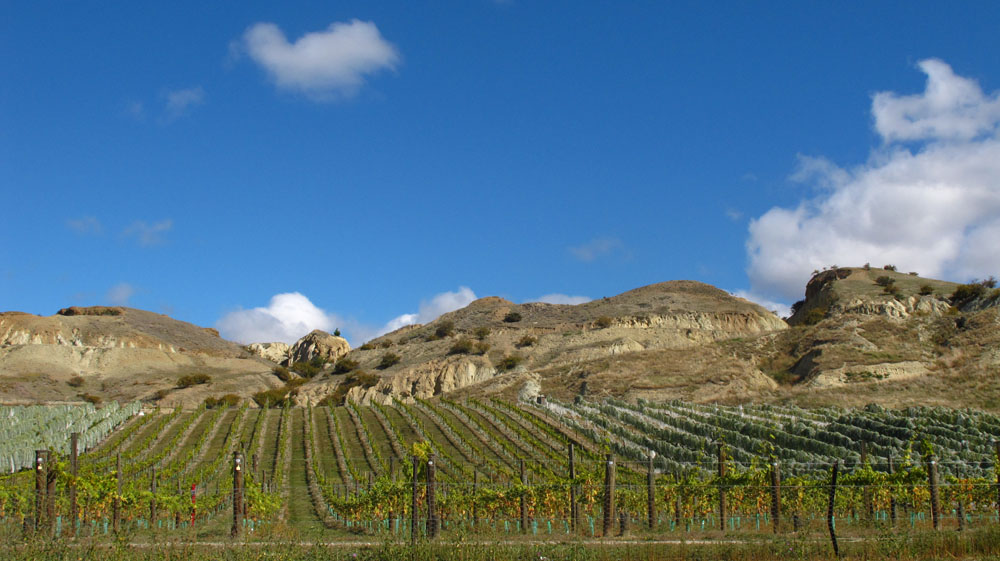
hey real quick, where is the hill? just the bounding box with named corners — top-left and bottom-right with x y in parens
top-left (0, 306), bottom-right (277, 405)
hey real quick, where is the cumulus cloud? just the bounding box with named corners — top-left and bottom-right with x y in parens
top-left (164, 86), bottom-right (205, 120)
top-left (123, 219), bottom-right (172, 246)
top-left (747, 59), bottom-right (1000, 301)
top-left (378, 287), bottom-right (477, 336)
top-left (530, 294), bottom-right (592, 305)
top-left (105, 283), bottom-right (135, 306)
top-left (569, 237), bottom-right (626, 262)
top-left (67, 216), bottom-right (102, 235)
top-left (216, 292), bottom-right (339, 344)
top-left (731, 290), bottom-right (791, 318)
top-left (239, 19), bottom-right (399, 100)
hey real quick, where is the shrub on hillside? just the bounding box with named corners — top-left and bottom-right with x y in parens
top-left (594, 316), bottom-right (613, 329)
top-left (473, 341), bottom-right (490, 355)
top-left (334, 358), bottom-right (359, 374)
top-left (801, 307), bottom-right (827, 326)
top-left (503, 311), bottom-right (522, 323)
top-left (67, 375), bottom-right (85, 388)
top-left (272, 366), bottom-right (292, 382)
top-left (448, 338), bottom-right (475, 355)
top-left (378, 352), bottom-right (401, 369)
top-left (883, 264), bottom-right (897, 271)
top-left (328, 370), bottom-right (380, 405)
top-left (291, 361), bottom-right (321, 379)
top-left (252, 379), bottom-right (305, 408)
top-left (81, 393), bottom-right (102, 405)
top-left (875, 276), bottom-right (894, 287)
top-left (435, 321), bottom-right (455, 338)
top-left (205, 394), bottom-right (240, 408)
top-left (515, 335), bottom-right (537, 348)
top-left (497, 354), bottom-right (523, 372)
top-left (473, 327), bottom-right (490, 341)
top-left (951, 280), bottom-right (992, 308)
top-left (359, 342), bottom-right (376, 351)
top-left (919, 285), bottom-right (935, 296)
top-left (177, 373), bottom-right (211, 388)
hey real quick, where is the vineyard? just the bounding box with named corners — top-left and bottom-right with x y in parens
top-left (2, 397), bottom-right (1000, 543)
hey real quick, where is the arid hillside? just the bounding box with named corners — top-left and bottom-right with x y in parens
top-left (0, 306), bottom-right (277, 405)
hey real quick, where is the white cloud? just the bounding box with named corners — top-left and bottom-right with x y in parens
top-left (239, 20), bottom-right (400, 100)
top-left (106, 283), bottom-right (135, 306)
top-left (747, 59), bottom-right (1000, 301)
top-left (530, 294), bottom-right (592, 305)
top-left (217, 292), bottom-right (339, 344)
top-left (164, 86), bottom-right (205, 119)
top-left (123, 219), bottom-right (172, 246)
top-left (379, 287), bottom-right (478, 335)
top-left (569, 237), bottom-right (626, 262)
top-left (67, 216), bottom-right (102, 235)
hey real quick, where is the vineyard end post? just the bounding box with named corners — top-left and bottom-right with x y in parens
top-left (410, 456), bottom-right (418, 545)
top-left (603, 453), bottom-right (615, 537)
top-left (770, 460), bottom-right (781, 534)
top-left (427, 455), bottom-right (438, 539)
top-left (648, 450), bottom-right (656, 530)
top-left (232, 451), bottom-right (244, 538)
top-left (520, 459), bottom-right (528, 534)
top-left (69, 433), bottom-right (78, 533)
top-left (828, 461), bottom-right (840, 558)
top-left (929, 456), bottom-right (940, 531)
top-left (113, 452), bottom-right (122, 534)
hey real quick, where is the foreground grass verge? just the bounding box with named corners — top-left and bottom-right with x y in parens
top-left (6, 527), bottom-right (1000, 561)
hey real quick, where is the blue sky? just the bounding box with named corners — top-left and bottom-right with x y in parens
top-left (3, 2), bottom-right (1000, 344)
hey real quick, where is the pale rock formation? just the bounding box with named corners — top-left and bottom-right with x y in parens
top-left (245, 342), bottom-right (291, 364)
top-left (290, 330), bottom-right (350, 364)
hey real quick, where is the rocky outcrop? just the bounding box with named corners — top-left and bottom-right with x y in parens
top-left (290, 330), bottom-right (350, 364)
top-left (246, 342), bottom-right (291, 364)
top-left (345, 358), bottom-right (498, 405)
top-left (832, 295), bottom-right (951, 319)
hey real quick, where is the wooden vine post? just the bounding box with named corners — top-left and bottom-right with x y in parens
top-left (45, 449), bottom-right (56, 534)
top-left (568, 443), bottom-right (578, 532)
top-left (427, 455), bottom-right (438, 539)
top-left (603, 454), bottom-right (615, 537)
top-left (232, 451), bottom-right (244, 538)
top-left (410, 456), bottom-right (419, 544)
top-left (887, 456), bottom-right (897, 527)
top-left (828, 461), bottom-right (840, 558)
top-left (995, 440), bottom-right (1000, 523)
top-left (770, 460), bottom-right (781, 534)
top-left (861, 442), bottom-right (873, 520)
top-left (113, 452), bottom-right (122, 533)
top-left (647, 451), bottom-right (656, 530)
top-left (717, 441), bottom-right (727, 531)
top-left (928, 455), bottom-right (940, 531)
top-left (472, 471), bottom-right (479, 528)
top-left (150, 467), bottom-right (157, 526)
top-left (520, 459), bottom-right (528, 533)
top-left (70, 433), bottom-right (79, 533)
top-left (33, 449), bottom-right (47, 533)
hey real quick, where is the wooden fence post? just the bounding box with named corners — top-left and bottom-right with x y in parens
top-left (770, 460), bottom-right (781, 534)
top-left (70, 433), bottom-right (79, 533)
top-left (232, 451), bottom-right (243, 538)
top-left (929, 455), bottom-right (940, 531)
top-left (647, 451), bottom-right (656, 530)
top-left (828, 461), bottom-right (840, 558)
top-left (113, 452), bottom-right (122, 533)
top-left (718, 441), bottom-right (727, 531)
top-left (427, 456), bottom-right (438, 539)
top-left (861, 442), bottom-right (873, 521)
top-left (674, 473), bottom-right (682, 529)
top-left (603, 454), bottom-right (615, 537)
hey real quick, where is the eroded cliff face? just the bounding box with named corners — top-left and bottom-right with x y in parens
top-left (345, 359), bottom-right (499, 405)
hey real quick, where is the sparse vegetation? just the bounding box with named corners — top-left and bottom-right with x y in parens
top-left (515, 335), bottom-right (537, 348)
top-left (204, 394), bottom-right (240, 408)
top-left (378, 352), bottom-right (401, 369)
top-left (252, 378), bottom-right (305, 408)
top-left (80, 393), bottom-right (102, 404)
top-left (328, 370), bottom-right (380, 405)
top-left (291, 356), bottom-right (325, 379)
top-left (473, 341), bottom-right (490, 355)
top-left (66, 375), bottom-right (85, 388)
top-left (497, 354), bottom-right (523, 371)
top-left (883, 264), bottom-right (897, 271)
top-left (875, 276), bottom-right (893, 287)
top-left (503, 311), bottom-right (522, 323)
top-left (333, 328), bottom-right (341, 337)
top-left (594, 316), bottom-right (613, 329)
top-left (435, 320), bottom-right (455, 338)
top-left (333, 357), bottom-right (359, 374)
top-left (919, 284), bottom-right (935, 296)
top-left (951, 278), bottom-right (997, 307)
top-left (447, 338), bottom-right (475, 355)
top-left (359, 342), bottom-right (376, 350)
top-left (176, 373), bottom-right (211, 388)
top-left (802, 306), bottom-right (827, 325)
top-left (151, 389), bottom-right (169, 401)
top-left (473, 326), bottom-right (490, 340)
top-left (272, 365), bottom-right (292, 382)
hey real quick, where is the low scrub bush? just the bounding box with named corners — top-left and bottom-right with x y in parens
top-left (378, 352), bottom-right (401, 369)
top-left (515, 335), bottom-right (537, 348)
top-left (448, 338), bottom-right (475, 355)
top-left (473, 341), bottom-right (490, 355)
top-left (497, 354), bottom-right (523, 371)
top-left (951, 279), bottom-right (996, 307)
top-left (328, 370), bottom-right (380, 405)
top-left (435, 320), bottom-right (455, 338)
top-left (503, 311), bottom-right (522, 323)
top-left (272, 366), bottom-right (292, 382)
top-left (473, 327), bottom-right (490, 340)
top-left (291, 360), bottom-right (321, 379)
top-left (594, 316), bottom-right (613, 329)
top-left (177, 373), bottom-right (211, 388)
top-left (334, 357), bottom-right (359, 374)
top-left (875, 276), bottom-right (894, 287)
top-left (67, 375), bottom-right (85, 388)
top-left (80, 393), bottom-right (102, 405)
top-left (802, 307), bottom-right (827, 326)
top-left (252, 379), bottom-right (305, 408)
top-left (359, 342), bottom-right (376, 351)
top-left (204, 394), bottom-right (240, 408)
top-left (919, 285), bottom-right (935, 296)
